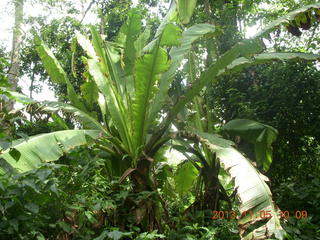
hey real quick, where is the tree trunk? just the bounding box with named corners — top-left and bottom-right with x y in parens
top-left (7, 0), bottom-right (24, 110)
top-left (128, 157), bottom-right (163, 231)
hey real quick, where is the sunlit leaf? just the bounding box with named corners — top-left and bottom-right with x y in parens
top-left (80, 81), bottom-right (99, 108)
top-left (132, 47), bottom-right (170, 151)
top-left (222, 52), bottom-right (320, 74)
top-left (177, 0), bottom-right (198, 24)
top-left (135, 26), bottom-right (151, 57)
top-left (160, 23), bottom-right (182, 46)
top-left (0, 130), bottom-right (100, 173)
top-left (35, 36), bottom-right (86, 111)
top-left (117, 9), bottom-right (142, 72)
top-left (254, 3), bottom-right (320, 38)
top-left (174, 161), bottom-right (198, 195)
top-left (181, 131), bottom-right (286, 240)
top-left (222, 119), bottom-right (278, 171)
top-left (149, 23), bottom-right (216, 126)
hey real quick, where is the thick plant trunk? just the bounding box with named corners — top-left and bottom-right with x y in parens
top-left (128, 157), bottom-right (162, 231)
top-left (7, 0), bottom-right (24, 110)
top-left (131, 158), bottom-right (153, 192)
top-left (203, 174), bottom-right (220, 210)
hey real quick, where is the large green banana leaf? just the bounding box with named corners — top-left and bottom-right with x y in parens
top-left (116, 9), bottom-right (142, 73)
top-left (143, 1), bottom-right (177, 52)
top-left (223, 52), bottom-right (320, 74)
top-left (87, 58), bottom-right (132, 153)
top-left (40, 101), bottom-right (107, 134)
top-left (255, 3), bottom-right (320, 38)
top-left (174, 160), bottom-right (198, 196)
top-left (126, 22), bottom-right (181, 152)
top-left (134, 26), bottom-right (151, 57)
top-left (4, 89), bottom-right (125, 152)
top-left (1, 88), bottom-right (34, 104)
top-left (149, 23), bottom-right (217, 124)
top-left (40, 101), bottom-right (125, 150)
top-left (132, 46), bottom-right (171, 151)
top-left (35, 36), bottom-right (86, 112)
top-left (178, 131), bottom-right (286, 240)
top-left (176, 0), bottom-right (198, 24)
top-left (221, 119), bottom-right (278, 171)
top-left (0, 130), bottom-right (100, 173)
top-left (79, 28), bottom-right (134, 155)
top-left (4, 90), bottom-right (107, 136)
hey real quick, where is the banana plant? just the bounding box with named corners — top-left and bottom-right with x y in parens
top-left (1, 1), bottom-right (320, 239)
top-left (171, 47), bottom-right (279, 213)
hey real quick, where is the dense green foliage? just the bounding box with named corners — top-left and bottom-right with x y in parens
top-left (209, 61), bottom-right (320, 182)
top-left (208, 60), bottom-right (320, 239)
top-left (0, 1), bottom-right (320, 240)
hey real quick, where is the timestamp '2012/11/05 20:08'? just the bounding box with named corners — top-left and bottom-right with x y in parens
top-left (212, 210), bottom-right (308, 220)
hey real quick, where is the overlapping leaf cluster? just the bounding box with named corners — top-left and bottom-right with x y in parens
top-left (1, 1), bottom-right (320, 239)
